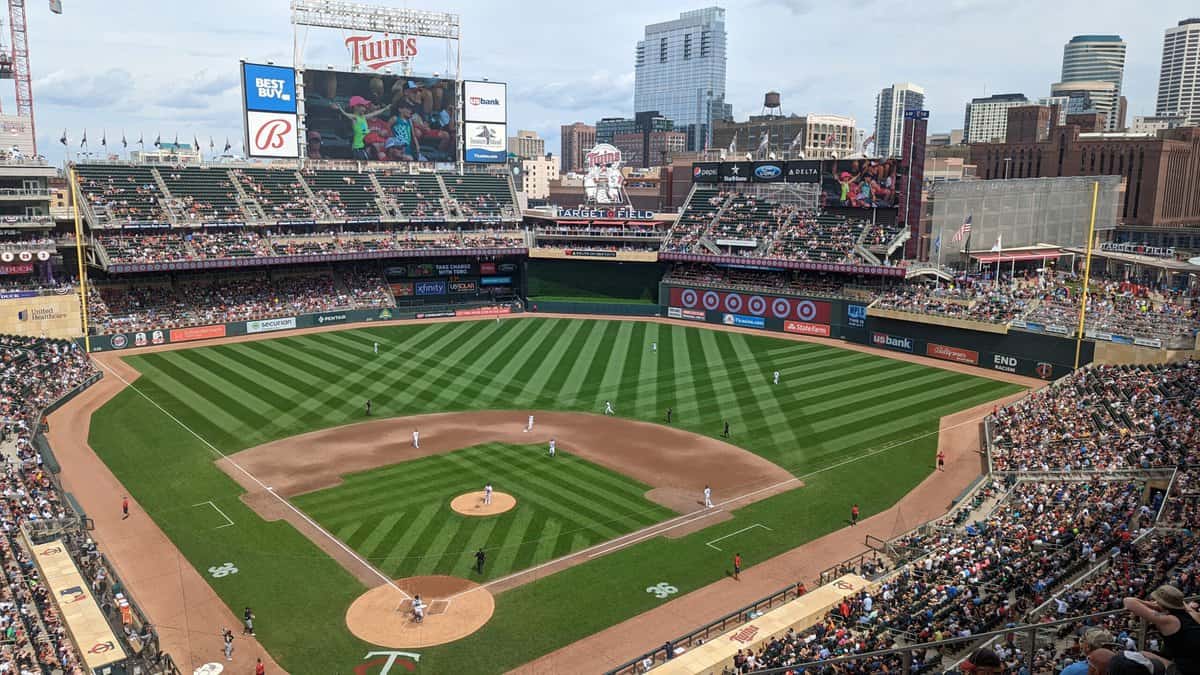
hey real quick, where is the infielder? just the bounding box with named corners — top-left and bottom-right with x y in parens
top-left (525, 414), bottom-right (535, 432)
top-left (604, 400), bottom-right (615, 415)
top-left (773, 370), bottom-right (780, 385)
top-left (412, 429), bottom-right (420, 448)
top-left (548, 438), bottom-right (556, 457)
top-left (704, 485), bottom-right (713, 508)
top-left (484, 482), bottom-right (493, 505)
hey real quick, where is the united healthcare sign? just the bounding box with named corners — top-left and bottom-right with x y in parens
top-left (241, 62), bottom-right (299, 159)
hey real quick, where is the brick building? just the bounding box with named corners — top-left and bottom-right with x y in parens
top-left (970, 124), bottom-right (1200, 227)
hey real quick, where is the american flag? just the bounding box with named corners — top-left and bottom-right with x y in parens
top-left (952, 215), bottom-right (972, 242)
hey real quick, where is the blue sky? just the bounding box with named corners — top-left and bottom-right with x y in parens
top-left (15, 0), bottom-right (1196, 163)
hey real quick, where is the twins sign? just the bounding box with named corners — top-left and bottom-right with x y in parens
top-left (669, 287), bottom-right (831, 324)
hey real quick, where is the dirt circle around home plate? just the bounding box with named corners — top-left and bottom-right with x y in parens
top-left (345, 575), bottom-right (495, 648)
top-left (450, 490), bottom-right (517, 516)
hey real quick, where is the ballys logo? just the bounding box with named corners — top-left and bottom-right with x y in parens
top-left (345, 34), bottom-right (418, 71)
top-left (354, 651), bottom-right (421, 675)
top-left (254, 119), bottom-right (292, 151)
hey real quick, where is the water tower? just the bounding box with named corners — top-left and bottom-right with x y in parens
top-left (761, 91), bottom-right (783, 118)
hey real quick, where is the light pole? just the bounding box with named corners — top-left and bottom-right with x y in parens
top-left (1003, 157), bottom-right (1012, 180)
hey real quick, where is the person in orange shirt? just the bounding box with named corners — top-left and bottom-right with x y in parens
top-left (733, 553), bottom-right (742, 580)
top-left (937, 451), bottom-right (946, 471)
top-left (851, 504), bottom-right (860, 526)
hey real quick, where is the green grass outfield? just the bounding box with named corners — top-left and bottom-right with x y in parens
top-left (87, 317), bottom-right (1024, 673)
top-left (293, 443), bottom-right (675, 581)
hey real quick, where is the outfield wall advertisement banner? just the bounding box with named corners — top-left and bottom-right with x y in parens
top-left (169, 324), bottom-right (227, 343)
top-left (668, 287), bottom-right (831, 324)
top-left (247, 317), bottom-right (297, 334)
top-left (722, 313), bottom-right (765, 329)
top-left (925, 342), bottom-right (979, 365)
top-left (784, 321), bottom-right (831, 337)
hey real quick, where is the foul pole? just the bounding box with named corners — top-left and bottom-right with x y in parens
top-left (1073, 181), bottom-right (1099, 370)
top-left (68, 166), bottom-right (91, 352)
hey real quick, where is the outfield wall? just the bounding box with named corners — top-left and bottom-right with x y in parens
top-left (660, 282), bottom-right (1088, 380)
top-left (83, 304), bottom-right (513, 352)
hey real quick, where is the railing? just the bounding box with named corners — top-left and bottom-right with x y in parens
top-left (817, 547), bottom-right (889, 585)
top-left (0, 187), bottom-right (51, 197)
top-left (604, 580), bottom-right (807, 675)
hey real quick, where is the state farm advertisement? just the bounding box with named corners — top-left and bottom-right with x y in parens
top-left (669, 287), bottom-right (830, 324)
top-left (925, 342), bottom-right (979, 365)
top-left (784, 321), bottom-right (831, 337)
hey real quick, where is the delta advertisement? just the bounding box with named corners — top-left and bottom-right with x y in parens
top-left (242, 62), bottom-right (299, 159)
top-left (668, 287), bottom-right (831, 324)
top-left (691, 158), bottom-right (900, 208)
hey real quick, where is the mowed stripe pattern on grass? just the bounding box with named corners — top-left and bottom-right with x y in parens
top-left (292, 443), bottom-right (674, 580)
top-left (122, 317), bottom-right (1014, 476)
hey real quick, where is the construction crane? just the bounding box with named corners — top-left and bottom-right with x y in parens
top-left (0, 0), bottom-right (41, 154)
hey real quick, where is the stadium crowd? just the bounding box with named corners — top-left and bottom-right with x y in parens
top-left (699, 361), bottom-right (1200, 675)
top-left (87, 267), bottom-right (394, 333)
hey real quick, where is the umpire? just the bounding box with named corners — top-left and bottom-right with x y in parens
top-left (474, 548), bottom-right (486, 574)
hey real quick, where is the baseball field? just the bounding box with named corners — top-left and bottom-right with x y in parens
top-left (82, 316), bottom-right (1024, 673)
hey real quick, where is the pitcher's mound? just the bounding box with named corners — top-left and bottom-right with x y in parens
top-left (345, 575), bottom-right (494, 648)
top-left (450, 490), bottom-right (516, 516)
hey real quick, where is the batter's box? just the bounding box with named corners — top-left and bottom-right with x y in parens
top-left (427, 600), bottom-right (449, 615)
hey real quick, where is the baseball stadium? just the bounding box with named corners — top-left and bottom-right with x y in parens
top-left (1, 2), bottom-right (1199, 675)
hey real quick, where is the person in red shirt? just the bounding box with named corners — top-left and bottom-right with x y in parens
top-left (851, 504), bottom-right (860, 526)
top-left (255, 658), bottom-right (265, 675)
top-left (733, 553), bottom-right (742, 580)
top-left (937, 450), bottom-right (946, 471)
top-left (121, 496), bottom-right (129, 520)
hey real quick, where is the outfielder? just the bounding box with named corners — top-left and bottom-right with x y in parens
top-left (365, 399), bottom-right (372, 416)
top-left (604, 400), bottom-right (615, 415)
top-left (412, 429), bottom-right (420, 448)
top-left (525, 414), bottom-right (535, 432)
top-left (773, 370), bottom-right (780, 385)
top-left (548, 438), bottom-right (556, 457)
top-left (704, 485), bottom-right (713, 508)
top-left (651, 341), bottom-right (657, 352)
top-left (484, 482), bottom-right (493, 505)
top-left (373, 341), bottom-right (379, 354)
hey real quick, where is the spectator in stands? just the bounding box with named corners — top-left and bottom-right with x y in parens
top-left (1123, 585), bottom-right (1200, 674)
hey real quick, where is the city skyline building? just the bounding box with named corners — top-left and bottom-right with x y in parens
top-left (634, 7), bottom-right (733, 152)
top-left (874, 82), bottom-right (926, 157)
top-left (1155, 18), bottom-right (1200, 126)
top-left (1059, 34), bottom-right (1127, 130)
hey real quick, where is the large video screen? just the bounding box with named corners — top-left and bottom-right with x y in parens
top-left (692, 158), bottom-right (900, 208)
top-left (302, 69), bottom-right (457, 163)
top-left (819, 158), bottom-right (898, 209)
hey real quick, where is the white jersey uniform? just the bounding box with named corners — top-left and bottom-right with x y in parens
top-left (773, 371), bottom-right (780, 385)
top-left (484, 484), bottom-right (493, 505)
top-left (526, 415), bottom-right (534, 432)
top-left (548, 440), bottom-right (556, 456)
top-left (604, 401), bottom-right (614, 415)
top-left (374, 342), bottom-right (379, 354)
top-left (412, 431), bottom-right (419, 448)
top-left (704, 487), bottom-right (713, 508)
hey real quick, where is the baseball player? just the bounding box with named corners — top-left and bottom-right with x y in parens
top-left (548, 438), bottom-right (556, 457)
top-left (666, 407), bottom-right (673, 424)
top-left (604, 400), bottom-right (615, 415)
top-left (651, 341), bottom-right (657, 352)
top-left (722, 421), bottom-right (730, 438)
top-left (484, 482), bottom-right (493, 505)
top-left (242, 607), bottom-right (255, 636)
top-left (525, 414), bottom-right (534, 432)
top-left (412, 429), bottom-right (420, 449)
top-left (412, 595), bottom-right (425, 623)
top-left (373, 341), bottom-right (379, 354)
top-left (365, 399), bottom-right (372, 416)
top-left (474, 548), bottom-right (486, 574)
top-left (704, 485), bottom-right (713, 508)
top-left (773, 370), bottom-right (780, 385)
top-left (222, 628), bottom-right (234, 661)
